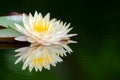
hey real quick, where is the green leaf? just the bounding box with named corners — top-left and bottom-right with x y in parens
top-left (0, 15), bottom-right (23, 29)
top-left (0, 29), bottom-right (21, 37)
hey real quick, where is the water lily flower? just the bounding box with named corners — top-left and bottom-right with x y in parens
top-left (14, 11), bottom-right (77, 72)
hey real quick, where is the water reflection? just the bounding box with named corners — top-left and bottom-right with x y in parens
top-left (0, 48), bottom-right (61, 80)
top-left (0, 42), bottom-right (85, 80)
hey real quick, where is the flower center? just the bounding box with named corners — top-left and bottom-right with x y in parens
top-left (33, 57), bottom-right (44, 66)
top-left (32, 54), bottom-right (50, 66)
top-left (33, 20), bottom-right (49, 33)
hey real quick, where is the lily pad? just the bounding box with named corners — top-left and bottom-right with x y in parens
top-left (0, 15), bottom-right (23, 29)
top-left (0, 29), bottom-right (21, 37)
top-left (0, 29), bottom-right (22, 42)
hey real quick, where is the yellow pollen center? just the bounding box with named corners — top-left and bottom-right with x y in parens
top-left (33, 20), bottom-right (49, 33)
top-left (33, 57), bottom-right (44, 66)
top-left (32, 54), bottom-right (50, 66)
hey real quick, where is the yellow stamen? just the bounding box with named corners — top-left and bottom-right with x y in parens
top-left (33, 20), bottom-right (49, 33)
top-left (32, 54), bottom-right (50, 66)
top-left (55, 52), bottom-right (59, 55)
top-left (45, 54), bottom-right (50, 64)
top-left (33, 57), bottom-right (44, 66)
top-left (38, 57), bottom-right (44, 65)
top-left (33, 58), bottom-right (37, 66)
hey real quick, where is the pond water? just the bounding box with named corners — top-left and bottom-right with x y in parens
top-left (0, 39), bottom-right (120, 80)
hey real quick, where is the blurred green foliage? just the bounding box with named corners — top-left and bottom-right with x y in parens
top-left (0, 0), bottom-right (120, 80)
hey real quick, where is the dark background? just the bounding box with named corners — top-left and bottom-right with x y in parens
top-left (0, 0), bottom-right (120, 80)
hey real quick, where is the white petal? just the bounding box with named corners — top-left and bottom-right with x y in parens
top-left (15, 57), bottom-right (23, 64)
top-left (22, 57), bottom-right (30, 70)
top-left (27, 37), bottom-right (36, 43)
top-left (44, 64), bottom-right (50, 70)
top-left (38, 66), bottom-right (43, 71)
top-left (66, 34), bottom-right (77, 38)
top-left (15, 23), bottom-right (25, 34)
top-left (15, 36), bottom-right (27, 41)
top-left (29, 13), bottom-right (34, 27)
top-left (38, 13), bottom-right (43, 20)
top-left (35, 67), bottom-right (38, 72)
top-left (62, 44), bottom-right (73, 53)
top-left (65, 23), bottom-right (71, 29)
top-left (15, 23), bottom-right (29, 36)
top-left (66, 27), bottom-right (73, 33)
top-left (15, 47), bottom-right (29, 52)
top-left (68, 40), bottom-right (77, 43)
top-left (15, 52), bottom-right (23, 57)
top-left (29, 63), bottom-right (34, 72)
top-left (34, 11), bottom-right (39, 20)
top-left (34, 11), bottom-right (38, 17)
top-left (51, 62), bottom-right (56, 66)
top-left (44, 13), bottom-right (50, 22)
top-left (22, 63), bottom-right (28, 70)
top-left (23, 14), bottom-right (32, 32)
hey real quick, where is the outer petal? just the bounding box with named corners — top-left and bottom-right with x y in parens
top-left (22, 14), bottom-right (32, 32)
top-left (15, 47), bottom-right (29, 52)
top-left (15, 36), bottom-right (27, 41)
